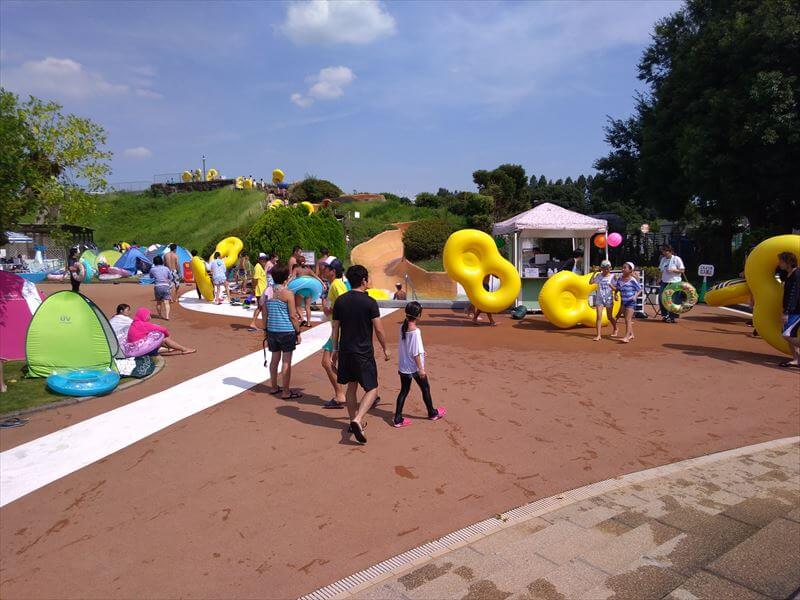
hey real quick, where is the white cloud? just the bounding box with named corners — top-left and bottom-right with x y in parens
top-left (281, 0), bottom-right (395, 45)
top-left (2, 57), bottom-right (129, 99)
top-left (290, 66), bottom-right (355, 108)
top-left (123, 146), bottom-right (152, 158)
top-left (135, 88), bottom-right (163, 99)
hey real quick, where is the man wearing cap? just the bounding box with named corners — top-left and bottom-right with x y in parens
top-left (248, 253), bottom-right (270, 332)
top-left (319, 256), bottom-right (350, 409)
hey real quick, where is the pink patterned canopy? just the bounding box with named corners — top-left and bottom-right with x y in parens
top-left (0, 271), bottom-right (44, 361)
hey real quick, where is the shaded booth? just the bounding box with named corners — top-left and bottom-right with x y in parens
top-left (493, 203), bottom-right (607, 312)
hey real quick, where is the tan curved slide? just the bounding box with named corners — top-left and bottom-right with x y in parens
top-left (350, 223), bottom-right (456, 299)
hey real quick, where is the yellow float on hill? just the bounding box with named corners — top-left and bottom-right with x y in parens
top-left (272, 169), bottom-right (284, 184)
top-left (181, 171), bottom-right (192, 182)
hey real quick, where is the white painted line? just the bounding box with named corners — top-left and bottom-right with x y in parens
top-left (719, 306), bottom-right (753, 317)
top-left (178, 291), bottom-right (323, 321)
top-left (300, 436), bottom-right (800, 600)
top-left (0, 309), bottom-right (396, 507)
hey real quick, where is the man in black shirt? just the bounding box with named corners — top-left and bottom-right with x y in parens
top-left (331, 265), bottom-right (390, 444)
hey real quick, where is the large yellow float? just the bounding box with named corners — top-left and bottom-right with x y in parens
top-left (539, 271), bottom-right (621, 328)
top-left (190, 256), bottom-right (214, 301)
top-left (272, 169), bottom-right (285, 184)
top-left (211, 237), bottom-right (244, 269)
top-left (705, 234), bottom-right (800, 355)
top-left (443, 229), bottom-right (520, 314)
top-left (300, 201), bottom-right (315, 214)
top-left (205, 168), bottom-right (219, 181)
top-left (181, 171), bottom-right (192, 182)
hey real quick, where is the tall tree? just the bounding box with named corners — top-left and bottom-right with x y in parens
top-left (472, 164), bottom-right (530, 219)
top-left (0, 89), bottom-right (112, 244)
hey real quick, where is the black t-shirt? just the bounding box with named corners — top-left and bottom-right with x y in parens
top-left (332, 290), bottom-right (380, 355)
top-left (783, 268), bottom-right (800, 314)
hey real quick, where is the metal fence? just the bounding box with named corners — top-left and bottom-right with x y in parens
top-left (108, 180), bottom-right (151, 192)
top-left (153, 172), bottom-right (184, 184)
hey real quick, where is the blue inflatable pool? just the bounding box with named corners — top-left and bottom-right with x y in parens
top-left (46, 369), bottom-right (120, 397)
top-left (287, 276), bottom-right (324, 300)
top-left (18, 272), bottom-right (46, 284)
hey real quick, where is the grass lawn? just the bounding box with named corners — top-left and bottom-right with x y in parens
top-left (88, 188), bottom-right (264, 252)
top-left (0, 361), bottom-right (63, 415)
top-left (412, 255), bottom-right (445, 272)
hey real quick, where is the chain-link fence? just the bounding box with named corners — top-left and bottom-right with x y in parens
top-left (108, 180), bottom-right (151, 192)
top-left (153, 172), bottom-right (185, 184)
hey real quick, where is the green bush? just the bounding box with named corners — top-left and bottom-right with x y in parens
top-left (289, 177), bottom-right (343, 203)
top-left (403, 218), bottom-right (459, 262)
top-left (246, 206), bottom-right (344, 262)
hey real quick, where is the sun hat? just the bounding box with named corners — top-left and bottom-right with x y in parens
top-left (600, 259), bottom-right (612, 268)
top-left (624, 261), bottom-right (635, 270)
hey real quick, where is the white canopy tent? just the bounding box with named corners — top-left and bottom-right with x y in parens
top-left (493, 203), bottom-right (608, 310)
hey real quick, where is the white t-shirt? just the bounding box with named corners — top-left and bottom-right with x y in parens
top-left (109, 314), bottom-right (132, 346)
top-left (659, 255), bottom-right (685, 283)
top-left (398, 327), bottom-right (425, 374)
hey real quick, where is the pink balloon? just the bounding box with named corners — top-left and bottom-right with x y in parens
top-left (607, 232), bottom-right (623, 248)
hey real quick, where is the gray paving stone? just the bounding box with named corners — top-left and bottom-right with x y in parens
top-left (708, 518), bottom-right (800, 599)
top-left (580, 521), bottom-right (682, 574)
top-left (540, 499), bottom-right (619, 529)
top-left (460, 579), bottom-right (514, 600)
top-left (514, 559), bottom-right (606, 599)
top-left (723, 495), bottom-right (796, 528)
top-left (508, 520), bottom-right (613, 566)
top-left (442, 545), bottom-right (514, 580)
top-left (479, 553), bottom-right (559, 592)
top-left (402, 573), bottom-right (469, 600)
top-left (665, 571), bottom-right (770, 600)
top-left (579, 559), bottom-right (685, 600)
top-left (396, 561), bottom-right (454, 591)
top-left (355, 582), bottom-right (411, 600)
top-left (470, 518), bottom-right (549, 557)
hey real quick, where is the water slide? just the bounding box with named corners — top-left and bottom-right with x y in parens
top-left (350, 223), bottom-right (457, 299)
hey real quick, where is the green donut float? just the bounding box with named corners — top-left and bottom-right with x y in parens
top-left (661, 281), bottom-right (698, 314)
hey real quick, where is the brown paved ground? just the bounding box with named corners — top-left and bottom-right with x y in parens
top-left (1, 286), bottom-right (798, 599)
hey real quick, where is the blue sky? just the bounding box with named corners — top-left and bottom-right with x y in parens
top-left (0, 0), bottom-right (680, 196)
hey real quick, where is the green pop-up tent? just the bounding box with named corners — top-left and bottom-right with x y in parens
top-left (25, 291), bottom-right (119, 377)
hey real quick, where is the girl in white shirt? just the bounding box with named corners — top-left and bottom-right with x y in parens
top-left (393, 302), bottom-right (446, 428)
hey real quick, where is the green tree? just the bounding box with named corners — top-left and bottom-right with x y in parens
top-left (289, 176), bottom-right (343, 203)
top-left (596, 0), bottom-right (800, 263)
top-left (472, 164), bottom-right (530, 219)
top-left (0, 89), bottom-right (112, 244)
top-left (246, 206), bottom-right (344, 261)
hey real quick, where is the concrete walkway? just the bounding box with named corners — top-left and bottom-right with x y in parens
top-left (311, 439), bottom-right (800, 600)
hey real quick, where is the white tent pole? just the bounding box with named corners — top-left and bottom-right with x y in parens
top-left (604, 228), bottom-right (609, 261)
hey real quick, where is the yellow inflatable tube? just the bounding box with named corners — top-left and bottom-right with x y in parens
top-left (745, 234), bottom-right (800, 355)
top-left (190, 256), bottom-right (214, 301)
top-left (540, 271), bottom-right (621, 328)
top-left (210, 237), bottom-right (243, 270)
top-left (367, 288), bottom-right (391, 300)
top-left (272, 168), bottom-right (284, 183)
top-left (301, 201), bottom-right (315, 214)
top-left (705, 279), bottom-right (751, 307)
top-left (444, 229), bottom-right (521, 314)
top-left (269, 199), bottom-right (284, 209)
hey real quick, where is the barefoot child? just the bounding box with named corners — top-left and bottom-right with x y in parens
top-left (264, 264), bottom-right (302, 399)
top-left (393, 302), bottom-right (446, 427)
top-left (208, 252), bottom-right (228, 304)
top-left (614, 262), bottom-right (642, 343)
top-left (591, 260), bottom-right (619, 341)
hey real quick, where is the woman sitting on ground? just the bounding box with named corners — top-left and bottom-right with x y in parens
top-left (109, 303), bottom-right (133, 347)
top-left (127, 307), bottom-right (196, 355)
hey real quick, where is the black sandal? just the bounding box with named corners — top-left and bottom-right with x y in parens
top-left (323, 399), bottom-right (345, 409)
top-left (350, 421), bottom-right (367, 444)
top-left (282, 391), bottom-right (303, 400)
top-left (778, 361), bottom-right (799, 369)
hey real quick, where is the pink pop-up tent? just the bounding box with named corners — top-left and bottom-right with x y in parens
top-left (0, 271), bottom-right (44, 361)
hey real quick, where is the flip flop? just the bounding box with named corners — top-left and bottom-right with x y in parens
top-left (779, 361), bottom-right (799, 369)
top-left (323, 399), bottom-right (345, 409)
top-left (429, 407), bottom-right (447, 421)
top-left (393, 418), bottom-right (412, 428)
top-left (269, 387), bottom-right (283, 395)
top-left (350, 421), bottom-right (367, 444)
top-left (0, 417), bottom-right (29, 429)
top-left (371, 396), bottom-right (381, 410)
top-left (282, 391), bottom-right (303, 400)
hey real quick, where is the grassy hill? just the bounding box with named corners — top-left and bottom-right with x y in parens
top-left (88, 188), bottom-right (264, 252)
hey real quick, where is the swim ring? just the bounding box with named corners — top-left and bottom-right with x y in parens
top-left (211, 237), bottom-right (243, 269)
top-left (272, 169), bottom-right (284, 184)
top-left (121, 330), bottom-right (165, 358)
top-left (47, 369), bottom-right (120, 397)
top-left (367, 288), bottom-right (390, 300)
top-left (300, 201), bottom-right (315, 214)
top-left (81, 258), bottom-right (95, 281)
top-left (269, 199), bottom-right (284, 209)
top-left (661, 281), bottom-right (698, 314)
top-left (443, 229), bottom-right (520, 314)
top-left (98, 273), bottom-right (122, 281)
top-left (206, 168), bottom-right (219, 181)
top-left (107, 266), bottom-right (133, 277)
top-left (190, 256), bottom-right (214, 301)
top-left (539, 271), bottom-right (620, 328)
top-left (288, 276), bottom-right (324, 300)
top-left (704, 278), bottom-right (751, 307)
top-left (182, 171), bottom-right (192, 182)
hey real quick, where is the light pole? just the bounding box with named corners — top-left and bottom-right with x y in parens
top-left (202, 155), bottom-right (206, 181)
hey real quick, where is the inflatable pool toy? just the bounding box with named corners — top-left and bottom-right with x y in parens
top-left (46, 272), bottom-right (68, 281)
top-left (107, 266), bottom-right (133, 277)
top-left (367, 288), bottom-right (390, 300)
top-left (300, 201), bottom-right (315, 214)
top-left (661, 281), bottom-right (698, 314)
top-left (98, 273), bottom-right (122, 281)
top-left (244, 177), bottom-right (254, 189)
top-left (235, 176), bottom-right (244, 190)
top-left (190, 256), bottom-right (214, 301)
top-left (121, 242), bottom-right (131, 250)
top-left (443, 229), bottom-right (521, 314)
top-left (269, 199), bottom-right (284, 209)
top-left (705, 278), bottom-right (751, 307)
top-left (18, 272), bottom-right (47, 284)
top-left (121, 330), bottom-right (165, 358)
top-left (47, 369), bottom-right (120, 397)
top-left (539, 271), bottom-right (621, 328)
top-left (206, 168), bottom-right (219, 181)
top-left (182, 171), bottom-right (192, 182)
top-left (272, 168), bottom-right (284, 184)
top-left (81, 258), bottom-right (95, 282)
top-left (746, 234), bottom-right (800, 355)
top-left (182, 261), bottom-right (194, 283)
top-left (287, 276), bottom-right (324, 300)
top-left (211, 237), bottom-right (243, 269)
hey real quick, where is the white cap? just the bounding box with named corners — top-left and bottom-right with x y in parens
top-left (258, 252), bottom-right (268, 259)
top-left (324, 255), bottom-right (338, 265)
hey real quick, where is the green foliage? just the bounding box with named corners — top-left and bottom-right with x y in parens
top-left (289, 176), bottom-right (343, 203)
top-left (403, 218), bottom-right (459, 262)
top-left (246, 206), bottom-right (344, 262)
top-left (340, 198), bottom-right (451, 250)
top-left (414, 192), bottom-right (441, 208)
top-left (473, 164), bottom-right (531, 219)
top-left (201, 223), bottom-right (252, 259)
top-left (89, 188), bottom-right (264, 252)
top-left (380, 192), bottom-right (411, 204)
top-left (0, 89), bottom-right (112, 245)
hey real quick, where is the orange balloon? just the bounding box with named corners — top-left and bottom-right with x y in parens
top-left (594, 234), bottom-right (607, 249)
